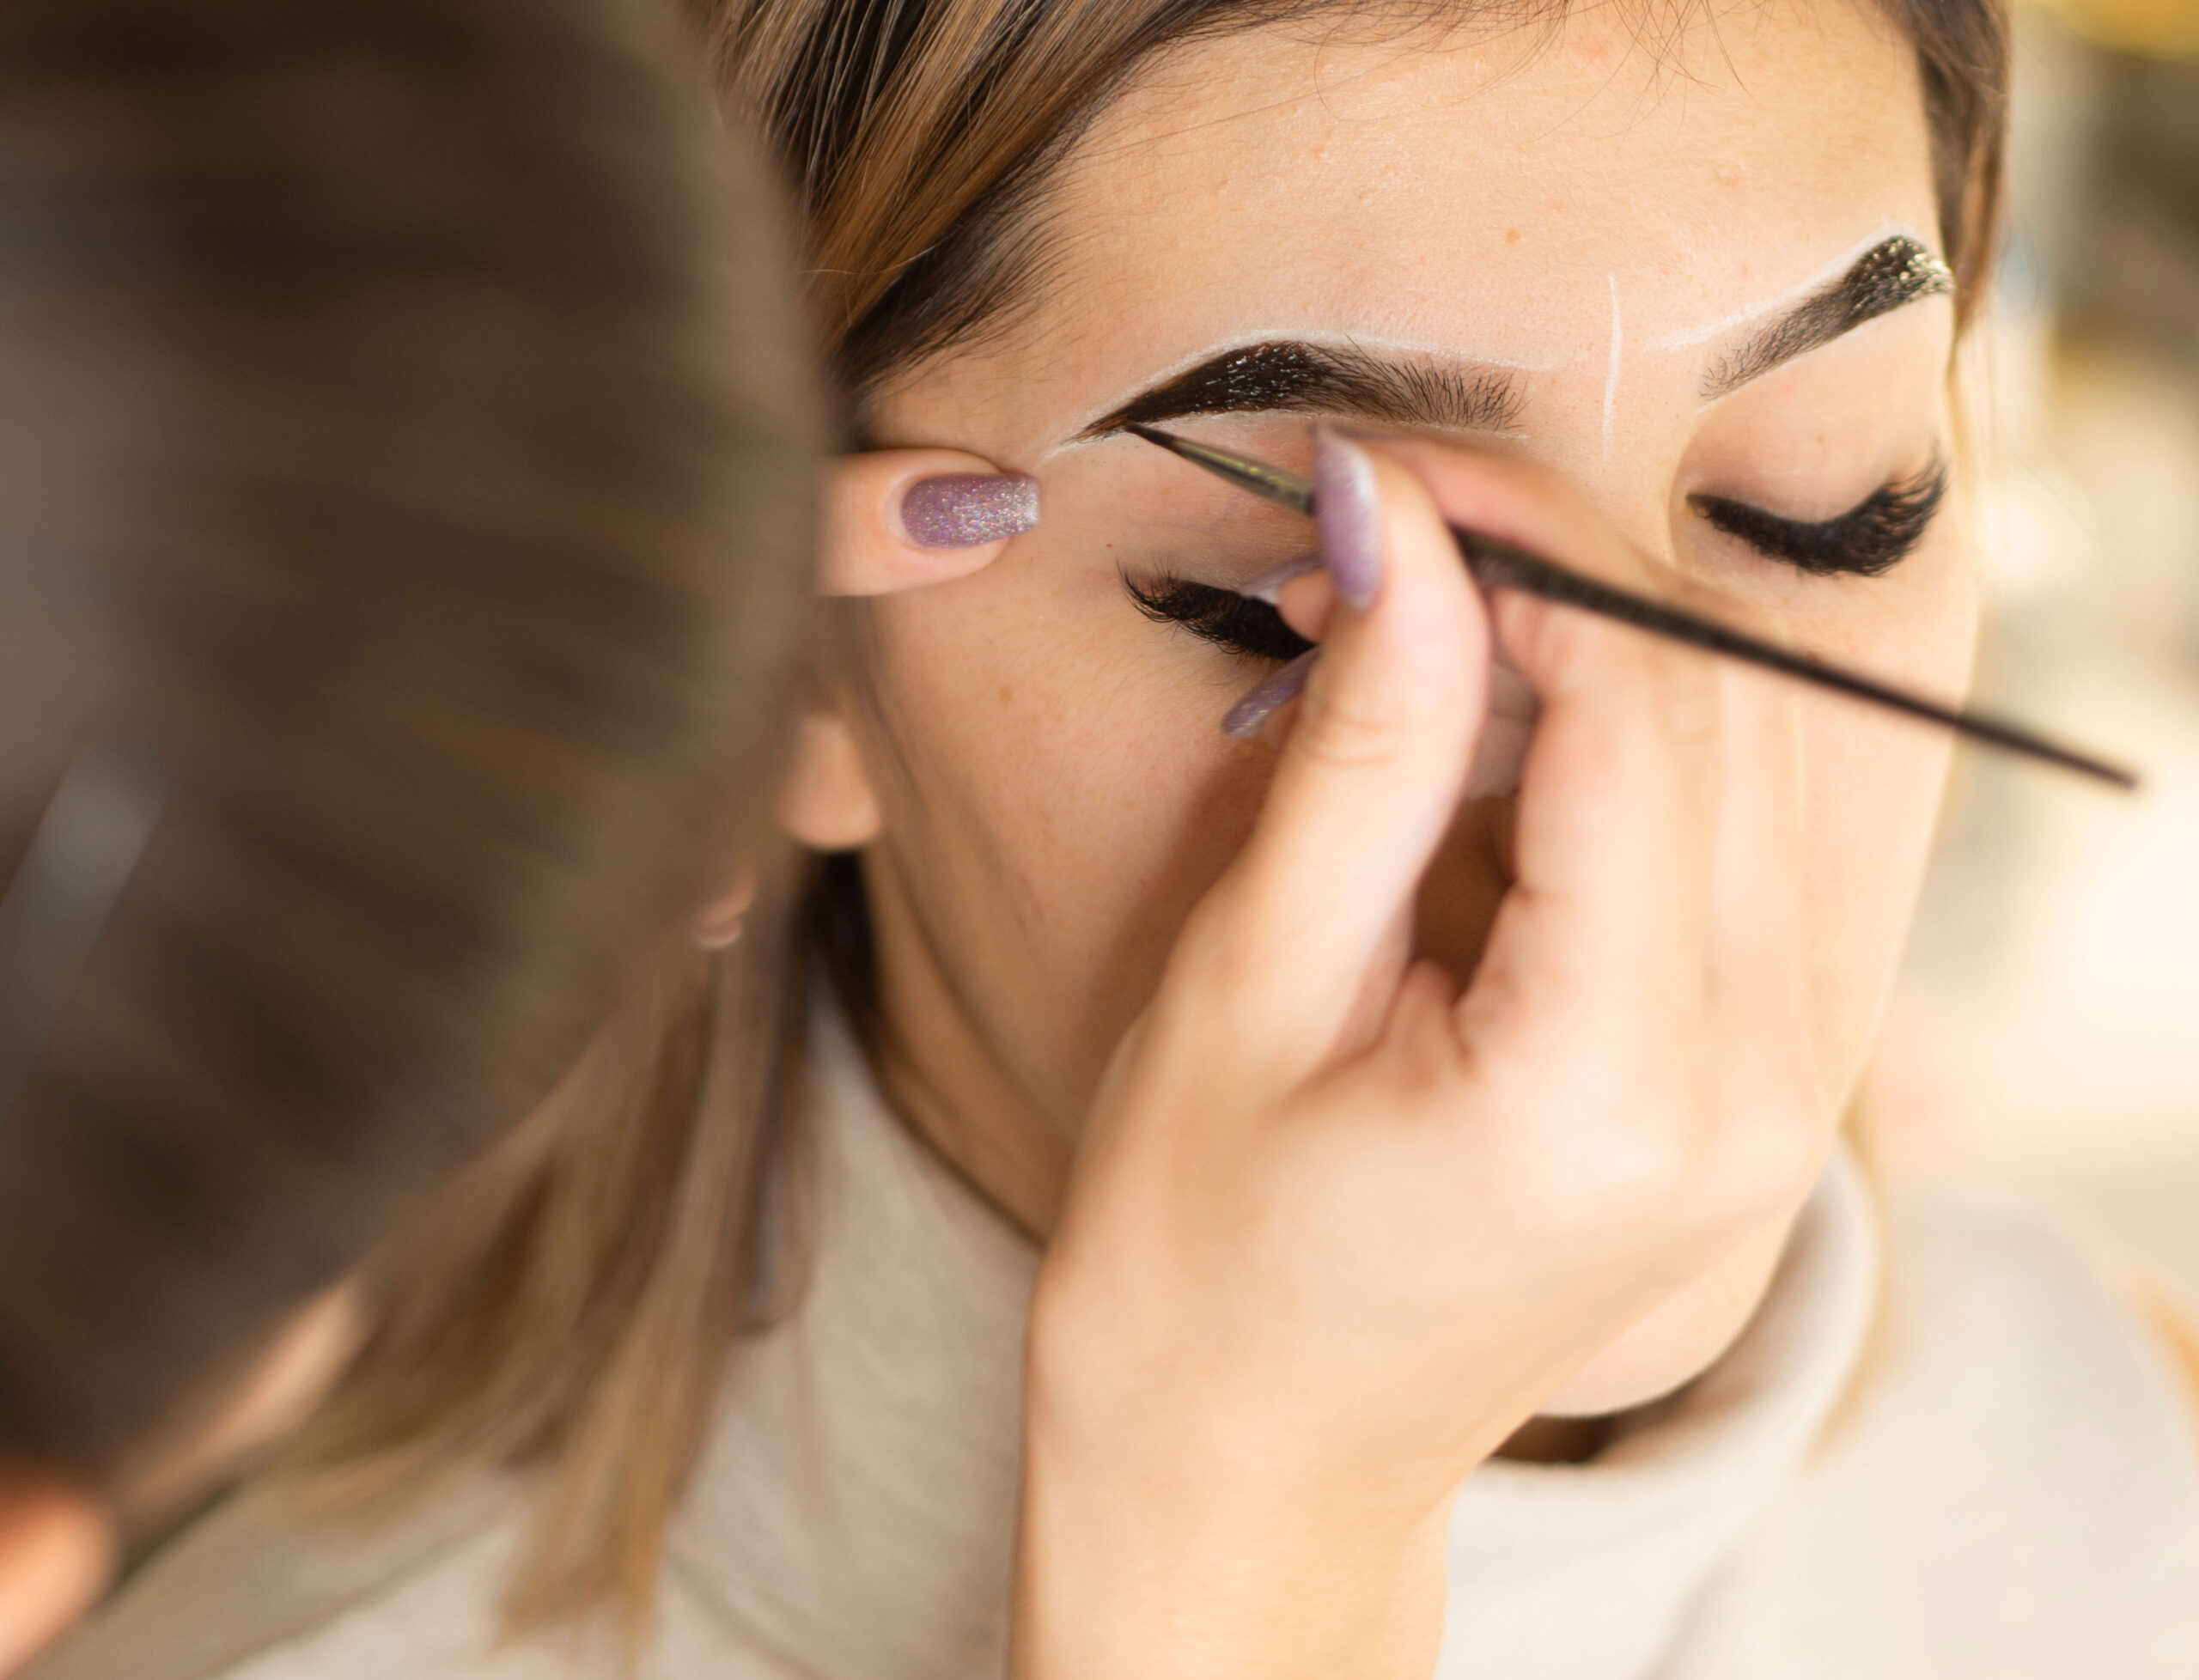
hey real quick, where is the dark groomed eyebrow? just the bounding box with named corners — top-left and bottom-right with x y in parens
top-left (1703, 234), bottom-right (1954, 400)
top-left (1081, 341), bottom-right (1526, 440)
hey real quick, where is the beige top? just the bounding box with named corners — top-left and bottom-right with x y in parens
top-left (37, 1007), bottom-right (2199, 1678)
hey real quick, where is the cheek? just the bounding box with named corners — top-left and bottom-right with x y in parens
top-left (858, 571), bottom-right (1282, 1117)
top-left (1794, 516), bottom-right (1980, 1099)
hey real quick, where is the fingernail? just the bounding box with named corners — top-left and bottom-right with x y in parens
top-left (1221, 648), bottom-right (1319, 739)
top-left (898, 473), bottom-right (1039, 548)
top-left (1312, 429), bottom-right (1382, 611)
top-left (1235, 551), bottom-right (1322, 605)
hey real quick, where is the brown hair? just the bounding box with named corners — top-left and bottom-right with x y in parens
top-left (0, 0), bottom-right (818, 1525)
top-left (708, 0), bottom-right (2008, 410)
top-left (302, 0), bottom-right (2012, 1651)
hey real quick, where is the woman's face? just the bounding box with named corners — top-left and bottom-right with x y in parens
top-left (803, 0), bottom-right (1975, 1409)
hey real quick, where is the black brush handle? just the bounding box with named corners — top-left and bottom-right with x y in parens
top-left (1123, 422), bottom-right (2139, 791)
top-left (1461, 536), bottom-right (2137, 789)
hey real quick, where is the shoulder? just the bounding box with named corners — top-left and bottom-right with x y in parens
top-left (26, 1478), bottom-right (815, 1680)
top-left (24, 1480), bottom-right (524, 1680)
top-left (2118, 1262), bottom-right (2199, 1426)
top-left (1682, 1183), bottom-right (2199, 1677)
top-left (1861, 1180), bottom-right (2199, 1464)
top-left (1828, 1183), bottom-right (2199, 1610)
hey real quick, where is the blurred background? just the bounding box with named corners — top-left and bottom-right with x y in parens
top-left (1868, 0), bottom-right (2199, 1295)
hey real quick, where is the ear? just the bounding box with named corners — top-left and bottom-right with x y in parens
top-left (0, 1469), bottom-right (113, 1676)
top-left (775, 702), bottom-right (882, 853)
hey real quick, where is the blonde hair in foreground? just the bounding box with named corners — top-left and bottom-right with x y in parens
top-left (287, 0), bottom-right (2012, 1653)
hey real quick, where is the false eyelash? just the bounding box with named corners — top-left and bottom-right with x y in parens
top-left (1689, 461), bottom-right (1948, 577)
top-left (1125, 574), bottom-right (1315, 663)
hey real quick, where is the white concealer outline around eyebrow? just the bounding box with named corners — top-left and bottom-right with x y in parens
top-left (1045, 327), bottom-right (1560, 460)
top-left (1642, 222), bottom-right (1940, 353)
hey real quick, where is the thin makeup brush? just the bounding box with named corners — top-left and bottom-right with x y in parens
top-left (1126, 423), bottom-right (2139, 792)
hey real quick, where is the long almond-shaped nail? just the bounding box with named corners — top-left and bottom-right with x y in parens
top-left (1221, 648), bottom-right (1319, 739)
top-left (1312, 429), bottom-right (1382, 610)
top-left (898, 473), bottom-right (1039, 548)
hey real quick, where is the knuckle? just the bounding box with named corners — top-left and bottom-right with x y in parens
top-left (1579, 1128), bottom-right (1698, 1222)
top-left (1167, 892), bottom-right (1282, 1017)
top-left (1509, 1106), bottom-right (1700, 1237)
top-left (1709, 1093), bottom-right (1832, 1226)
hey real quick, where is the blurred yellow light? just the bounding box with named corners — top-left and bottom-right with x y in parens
top-left (2034, 0), bottom-right (2199, 60)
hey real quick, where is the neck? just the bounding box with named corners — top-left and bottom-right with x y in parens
top-left (861, 855), bottom-right (1073, 1241)
top-left (852, 855), bottom-right (1625, 1458)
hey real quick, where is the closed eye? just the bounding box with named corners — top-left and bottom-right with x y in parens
top-left (1125, 574), bottom-right (1313, 663)
top-left (1689, 460), bottom-right (1947, 577)
top-left (1130, 461), bottom-right (1947, 656)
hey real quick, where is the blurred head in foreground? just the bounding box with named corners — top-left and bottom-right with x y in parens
top-left (0, 0), bottom-right (819, 1662)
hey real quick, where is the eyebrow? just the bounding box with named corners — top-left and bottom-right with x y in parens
top-left (1081, 340), bottom-right (1526, 440)
top-left (1702, 234), bottom-right (1953, 400)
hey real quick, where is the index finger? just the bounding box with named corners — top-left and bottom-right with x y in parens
top-left (1369, 445), bottom-right (1724, 1075)
top-left (1170, 430), bottom-right (1489, 1065)
top-left (818, 450), bottom-right (1039, 596)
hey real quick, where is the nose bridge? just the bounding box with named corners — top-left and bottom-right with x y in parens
top-left (1511, 332), bottom-right (1696, 572)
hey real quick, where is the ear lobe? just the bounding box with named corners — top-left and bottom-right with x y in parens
top-left (775, 705), bottom-right (882, 852)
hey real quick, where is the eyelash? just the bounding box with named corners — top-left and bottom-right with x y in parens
top-left (1688, 461), bottom-right (1948, 577)
top-left (1126, 575), bottom-right (1313, 664)
top-left (1128, 464), bottom-right (1948, 662)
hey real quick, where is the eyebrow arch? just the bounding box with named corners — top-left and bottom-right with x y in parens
top-left (1702, 234), bottom-right (1953, 400)
top-left (1081, 340), bottom-right (1526, 439)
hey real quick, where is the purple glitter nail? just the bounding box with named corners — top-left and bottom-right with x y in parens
top-left (898, 473), bottom-right (1039, 548)
top-left (1221, 648), bottom-right (1319, 739)
top-left (1313, 429), bottom-right (1383, 610)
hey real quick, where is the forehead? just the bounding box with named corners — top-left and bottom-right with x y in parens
top-left (882, 0), bottom-right (1939, 450)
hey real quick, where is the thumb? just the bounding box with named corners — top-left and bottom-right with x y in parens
top-left (818, 449), bottom-right (1039, 597)
top-left (1176, 429), bottom-right (1489, 1061)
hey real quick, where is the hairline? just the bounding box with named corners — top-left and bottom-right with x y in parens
top-left (842, 0), bottom-right (1558, 427)
top-left (843, 0), bottom-right (1966, 429)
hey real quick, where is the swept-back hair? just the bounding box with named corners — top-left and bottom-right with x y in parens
top-left (301, 0), bottom-right (2010, 1652)
top-left (709, 0), bottom-right (2006, 407)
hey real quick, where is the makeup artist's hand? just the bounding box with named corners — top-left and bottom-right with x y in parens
top-left (1013, 432), bottom-right (1829, 1680)
top-left (817, 450), bottom-right (1039, 595)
